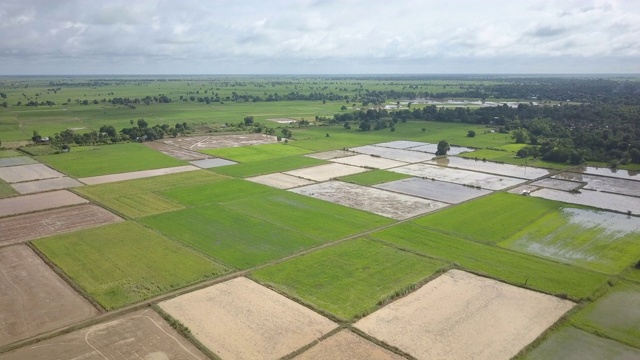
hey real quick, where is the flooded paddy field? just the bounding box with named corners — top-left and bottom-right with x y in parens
top-left (290, 180), bottom-right (448, 220)
top-left (330, 154), bottom-right (407, 169)
top-left (158, 133), bottom-right (277, 150)
top-left (375, 177), bottom-right (491, 204)
top-left (426, 156), bottom-right (552, 180)
top-left (531, 188), bottom-right (640, 214)
top-left (0, 157), bottom-right (38, 168)
top-left (11, 177), bottom-right (82, 194)
top-left (411, 143), bottom-right (474, 155)
top-left (554, 172), bottom-right (640, 197)
top-left (189, 158), bottom-right (237, 168)
top-left (305, 149), bottom-right (355, 160)
top-left (530, 178), bottom-right (584, 191)
top-left (375, 140), bottom-right (428, 149)
top-left (389, 163), bottom-right (526, 190)
top-left (350, 145), bottom-right (434, 163)
top-left (575, 166), bottom-right (640, 181)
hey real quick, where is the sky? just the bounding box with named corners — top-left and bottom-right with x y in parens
top-left (1, 0), bottom-right (639, 75)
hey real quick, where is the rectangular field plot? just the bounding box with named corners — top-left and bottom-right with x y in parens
top-left (414, 192), bottom-right (562, 244)
top-left (375, 177), bottom-right (491, 204)
top-left (295, 330), bottom-right (404, 360)
top-left (554, 173), bottom-right (640, 197)
top-left (305, 149), bottom-right (355, 160)
top-left (0, 245), bottom-right (97, 347)
top-left (531, 188), bottom-right (640, 214)
top-left (0, 190), bottom-right (88, 218)
top-left (76, 170), bottom-right (226, 218)
top-left (159, 133), bottom-right (276, 151)
top-left (425, 156), bottom-right (552, 179)
top-left (78, 165), bottom-right (199, 185)
top-left (524, 327), bottom-right (640, 360)
top-left (374, 140), bottom-right (428, 149)
top-left (285, 163), bottom-right (369, 181)
top-left (0, 309), bottom-right (207, 360)
top-left (33, 222), bottom-right (229, 310)
top-left (329, 154), bottom-right (407, 169)
top-left (142, 204), bottom-right (323, 269)
top-left (370, 224), bottom-right (608, 300)
top-left (11, 176), bottom-right (82, 194)
top-left (338, 169), bottom-right (412, 186)
top-left (0, 204), bottom-right (122, 246)
top-left (247, 172), bottom-right (315, 189)
top-left (531, 178), bottom-right (584, 191)
top-left (499, 208), bottom-right (640, 274)
top-left (37, 143), bottom-right (188, 178)
top-left (252, 239), bottom-right (448, 320)
top-left (576, 166), bottom-right (640, 181)
top-left (211, 155), bottom-right (326, 178)
top-left (0, 163), bottom-right (64, 183)
top-left (159, 277), bottom-right (337, 360)
top-left (201, 142), bottom-right (311, 161)
top-left (390, 163), bottom-right (525, 190)
top-left (355, 270), bottom-right (574, 360)
top-left (411, 143), bottom-right (474, 155)
top-left (350, 145), bottom-right (434, 163)
top-left (572, 282), bottom-right (640, 347)
top-left (0, 156), bottom-right (38, 167)
top-left (290, 181), bottom-right (448, 220)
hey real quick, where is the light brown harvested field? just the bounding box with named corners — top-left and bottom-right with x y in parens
top-left (10, 177), bottom-right (83, 194)
top-left (78, 165), bottom-right (199, 185)
top-left (0, 163), bottom-right (65, 183)
top-left (0, 245), bottom-right (98, 347)
top-left (0, 204), bottom-right (122, 246)
top-left (294, 330), bottom-right (404, 360)
top-left (145, 141), bottom-right (210, 160)
top-left (247, 172), bottom-right (316, 189)
top-left (0, 309), bottom-right (206, 360)
top-left (425, 156), bottom-right (552, 180)
top-left (290, 181), bottom-right (448, 220)
top-left (159, 277), bottom-right (336, 360)
top-left (158, 134), bottom-right (277, 150)
top-left (355, 270), bottom-right (574, 360)
top-left (390, 163), bottom-right (525, 190)
top-left (305, 150), bottom-right (356, 160)
top-left (330, 154), bottom-right (408, 169)
top-left (189, 158), bottom-right (237, 168)
top-left (285, 163), bottom-right (369, 182)
top-left (0, 157), bottom-right (38, 168)
top-left (0, 190), bottom-right (88, 218)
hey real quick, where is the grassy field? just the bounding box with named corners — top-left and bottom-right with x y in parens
top-left (571, 282), bottom-right (640, 348)
top-left (370, 223), bottom-right (608, 301)
top-left (499, 208), bottom-right (640, 274)
top-left (523, 326), bottom-right (640, 359)
top-left (33, 221), bottom-right (229, 309)
top-left (210, 154), bottom-right (326, 178)
top-left (75, 170), bottom-right (226, 218)
top-left (36, 143), bottom-right (187, 177)
top-left (200, 142), bottom-right (312, 162)
top-left (252, 239), bottom-right (449, 320)
top-left (0, 179), bottom-right (16, 198)
top-left (160, 178), bottom-right (274, 207)
top-left (337, 169), bottom-right (412, 186)
top-left (413, 193), bottom-right (563, 244)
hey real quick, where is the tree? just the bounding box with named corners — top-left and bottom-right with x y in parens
top-left (137, 118), bottom-right (148, 128)
top-left (629, 148), bottom-right (640, 163)
top-left (436, 140), bottom-right (450, 155)
top-left (32, 130), bottom-right (41, 143)
top-left (467, 130), bottom-right (476, 137)
top-left (341, 105), bottom-right (347, 111)
top-left (511, 129), bottom-right (529, 144)
top-left (244, 116), bottom-right (254, 126)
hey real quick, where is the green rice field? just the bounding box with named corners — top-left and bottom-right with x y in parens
top-left (33, 221), bottom-right (229, 309)
top-left (252, 239), bottom-right (449, 320)
top-left (200, 142), bottom-right (312, 161)
top-left (0, 179), bottom-right (15, 198)
top-left (338, 169), bottom-right (412, 186)
top-left (209, 154), bottom-right (326, 178)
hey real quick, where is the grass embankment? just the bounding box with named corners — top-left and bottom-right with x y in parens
top-left (37, 143), bottom-right (187, 177)
top-left (0, 179), bottom-right (16, 198)
top-left (33, 221), bottom-right (229, 309)
top-left (252, 239), bottom-right (449, 320)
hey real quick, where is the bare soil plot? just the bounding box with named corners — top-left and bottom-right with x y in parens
top-left (375, 177), bottom-right (491, 204)
top-left (330, 154), bottom-right (407, 169)
top-left (531, 178), bottom-right (584, 191)
top-left (390, 163), bottom-right (525, 190)
top-left (525, 327), bottom-right (640, 360)
top-left (290, 181), bottom-right (448, 220)
top-left (355, 270), bottom-right (574, 360)
top-left (350, 145), bottom-right (434, 163)
top-left (0, 163), bottom-right (64, 183)
top-left (374, 140), bottom-right (428, 149)
top-left (145, 140), bottom-right (210, 160)
top-left (575, 166), bottom-right (640, 181)
top-left (425, 156), bottom-right (552, 179)
top-left (158, 134), bottom-right (277, 150)
top-left (78, 165), bottom-right (199, 185)
top-left (294, 330), bottom-right (404, 360)
top-left (411, 143), bottom-right (474, 155)
top-left (0, 190), bottom-right (88, 218)
top-left (0, 157), bottom-right (38, 167)
top-left (531, 188), bottom-right (640, 214)
top-left (189, 158), bottom-right (237, 168)
top-left (306, 150), bottom-right (356, 160)
top-left (247, 172), bottom-right (316, 189)
top-left (0, 309), bottom-right (207, 360)
top-left (285, 163), bottom-right (369, 182)
top-left (11, 176), bottom-right (82, 194)
top-left (0, 245), bottom-right (98, 347)
top-left (554, 173), bottom-right (640, 197)
top-left (0, 204), bottom-right (122, 246)
top-left (159, 277), bottom-right (336, 360)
